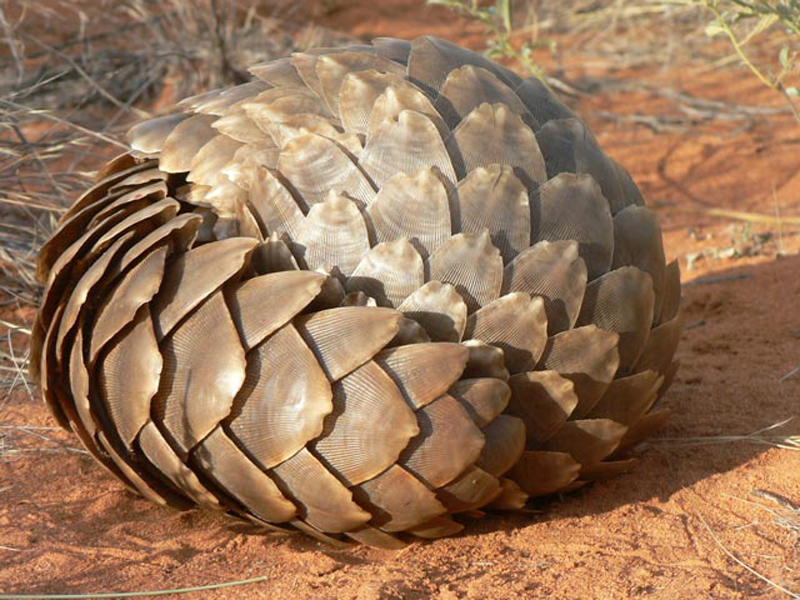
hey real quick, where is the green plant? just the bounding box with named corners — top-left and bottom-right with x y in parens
top-left (682, 0), bottom-right (800, 120)
top-left (426, 0), bottom-right (553, 83)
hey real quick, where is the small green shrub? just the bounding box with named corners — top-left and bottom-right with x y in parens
top-left (679, 0), bottom-right (799, 119)
top-left (425, 0), bottom-right (553, 83)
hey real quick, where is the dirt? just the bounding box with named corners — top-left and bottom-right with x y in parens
top-left (1, 2), bottom-right (798, 598)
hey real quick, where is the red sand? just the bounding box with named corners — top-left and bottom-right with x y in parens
top-left (1, 2), bottom-right (798, 598)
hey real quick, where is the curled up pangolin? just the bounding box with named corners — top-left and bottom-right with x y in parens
top-left (31, 36), bottom-right (683, 549)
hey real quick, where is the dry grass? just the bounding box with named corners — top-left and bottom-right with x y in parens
top-left (0, 0), bottom-right (354, 411)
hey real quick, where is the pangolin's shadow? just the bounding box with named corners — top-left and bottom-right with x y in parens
top-left (459, 255), bottom-right (800, 538)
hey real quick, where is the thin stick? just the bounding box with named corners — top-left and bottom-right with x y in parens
top-left (704, 208), bottom-right (800, 226)
top-left (684, 274), bottom-right (753, 286)
top-left (0, 320), bottom-right (31, 335)
top-left (0, 100), bottom-right (128, 149)
top-left (0, 575), bottom-right (269, 599)
top-left (651, 418), bottom-right (799, 451)
top-left (780, 366), bottom-right (800, 383)
top-left (697, 513), bottom-right (800, 599)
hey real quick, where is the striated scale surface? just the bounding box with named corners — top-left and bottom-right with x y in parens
top-left (313, 360), bottom-right (419, 485)
top-left (294, 192), bottom-right (371, 277)
top-left (455, 164), bottom-right (530, 263)
top-left (448, 102), bottom-right (546, 184)
top-left (361, 110), bottom-right (456, 186)
top-left (227, 323), bottom-right (332, 468)
top-left (153, 291), bottom-right (247, 454)
top-left (399, 394), bottom-right (485, 487)
top-left (347, 238), bottom-right (425, 307)
top-left (367, 167), bottom-right (451, 258)
top-left (428, 231), bottom-right (503, 313)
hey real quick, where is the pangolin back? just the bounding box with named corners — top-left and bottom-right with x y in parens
top-left (32, 36), bottom-right (682, 548)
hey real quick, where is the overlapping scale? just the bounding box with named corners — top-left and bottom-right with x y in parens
top-left (448, 102), bottom-right (546, 184)
top-left (539, 325), bottom-right (620, 417)
top-left (658, 260), bottom-right (682, 325)
top-left (159, 114), bottom-right (218, 173)
top-left (436, 465), bottom-right (501, 513)
top-left (361, 109), bottom-right (457, 186)
top-left (509, 451), bottom-right (581, 497)
top-left (187, 81), bottom-right (268, 116)
top-left (89, 245), bottom-right (168, 362)
top-left (339, 70), bottom-right (405, 134)
top-left (232, 272), bottom-right (316, 337)
top-left (462, 339), bottom-right (510, 381)
top-left (398, 281), bottom-right (468, 342)
top-left (243, 87), bottom-right (330, 130)
top-left (193, 427), bottom-right (296, 523)
top-left (127, 114), bottom-right (191, 156)
top-left (277, 133), bottom-right (376, 207)
top-left (295, 307), bottom-right (402, 380)
top-left (428, 231), bottom-right (503, 312)
top-left (543, 419), bottom-right (628, 466)
top-left (372, 37), bottom-right (412, 64)
top-left (533, 173), bottom-right (614, 280)
top-left (97, 306), bottom-right (162, 448)
top-left (247, 166), bottom-right (305, 239)
top-left (476, 415), bottom-right (526, 476)
top-left (313, 360), bottom-right (418, 485)
top-left (152, 291), bottom-right (247, 453)
top-left (587, 370), bottom-right (662, 426)
top-left (576, 266), bottom-right (655, 373)
top-left (227, 323), bottom-right (332, 468)
top-left (503, 240), bottom-right (587, 334)
top-left (535, 118), bottom-right (638, 215)
top-left (248, 57), bottom-right (306, 87)
top-left (464, 293), bottom-right (548, 373)
top-left (612, 206), bottom-right (666, 321)
top-left (455, 165), bottom-right (530, 263)
top-left (314, 51), bottom-right (405, 116)
top-left (449, 378), bottom-right (511, 427)
top-left (294, 192), bottom-right (370, 277)
top-left (352, 465), bottom-right (446, 532)
top-left (188, 135), bottom-right (243, 187)
top-left (507, 370), bottom-right (578, 445)
top-left (367, 81), bottom-right (444, 135)
top-left (270, 447), bottom-right (370, 533)
top-left (407, 36), bottom-right (521, 92)
top-left (137, 422), bottom-right (221, 509)
top-left (400, 394), bottom-right (484, 487)
top-left (151, 237), bottom-right (257, 338)
top-left (512, 77), bottom-right (576, 124)
top-left (366, 167), bottom-right (451, 257)
top-left (489, 477), bottom-right (529, 510)
top-left (435, 65), bottom-right (528, 126)
top-left (347, 238), bottom-right (424, 307)
top-left (375, 343), bottom-right (468, 409)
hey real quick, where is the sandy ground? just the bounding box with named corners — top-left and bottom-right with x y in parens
top-left (1, 2), bottom-right (798, 598)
